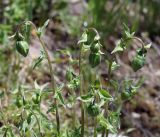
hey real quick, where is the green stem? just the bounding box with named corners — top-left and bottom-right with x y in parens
top-left (79, 46), bottom-right (84, 137)
top-left (102, 61), bottom-right (112, 137)
top-left (94, 117), bottom-right (97, 137)
top-left (11, 125), bottom-right (23, 137)
top-left (71, 88), bottom-right (76, 129)
top-left (101, 130), bottom-right (105, 137)
top-left (3, 128), bottom-right (8, 137)
top-left (30, 110), bottom-right (42, 137)
top-left (124, 36), bottom-right (145, 52)
top-left (16, 21), bottom-right (60, 134)
top-left (38, 38), bottom-right (60, 134)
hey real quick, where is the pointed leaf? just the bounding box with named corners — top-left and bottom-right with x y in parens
top-left (111, 40), bottom-right (124, 54)
top-left (78, 31), bottom-right (87, 44)
top-left (99, 89), bottom-right (112, 100)
top-left (77, 94), bottom-right (94, 102)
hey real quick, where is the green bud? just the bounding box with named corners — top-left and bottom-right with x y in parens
top-left (86, 103), bottom-right (100, 117)
top-left (131, 55), bottom-right (145, 72)
top-left (89, 53), bottom-right (101, 68)
top-left (16, 41), bottom-right (29, 57)
top-left (32, 93), bottom-right (40, 104)
top-left (121, 91), bottom-right (130, 100)
top-left (90, 43), bottom-right (100, 53)
top-left (15, 96), bottom-right (23, 108)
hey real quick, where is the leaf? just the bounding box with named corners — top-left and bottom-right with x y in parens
top-left (67, 77), bottom-right (80, 89)
top-left (77, 94), bottom-right (94, 102)
top-left (97, 114), bottom-right (117, 133)
top-left (110, 80), bottom-right (119, 91)
top-left (8, 128), bottom-right (14, 137)
top-left (99, 89), bottom-right (112, 100)
top-left (54, 86), bottom-right (65, 107)
top-left (94, 34), bottom-right (100, 41)
top-left (27, 113), bottom-right (32, 124)
top-left (123, 23), bottom-right (135, 38)
top-left (111, 40), bottom-right (124, 54)
top-left (32, 50), bottom-right (45, 69)
top-left (47, 104), bottom-right (56, 113)
top-left (108, 111), bottom-right (120, 131)
top-left (42, 19), bottom-right (50, 29)
top-left (37, 19), bottom-right (50, 37)
top-left (111, 61), bottom-right (119, 71)
top-left (94, 79), bottom-right (101, 89)
top-left (78, 31), bottom-right (87, 44)
top-left (82, 44), bottom-right (90, 52)
top-left (144, 43), bottom-right (151, 49)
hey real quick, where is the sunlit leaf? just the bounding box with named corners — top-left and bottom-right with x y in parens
top-left (99, 89), bottom-right (112, 100)
top-left (97, 114), bottom-right (117, 133)
top-left (78, 31), bottom-right (87, 44)
top-left (111, 40), bottom-right (124, 54)
top-left (33, 50), bottom-right (45, 69)
top-left (144, 43), bottom-right (151, 49)
top-left (77, 94), bottom-right (94, 102)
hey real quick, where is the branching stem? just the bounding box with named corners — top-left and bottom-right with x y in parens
top-left (16, 21), bottom-right (60, 134)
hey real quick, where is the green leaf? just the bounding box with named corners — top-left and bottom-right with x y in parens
top-left (37, 19), bottom-right (50, 37)
top-left (111, 40), bottom-right (124, 54)
top-left (67, 77), bottom-right (80, 89)
top-left (97, 114), bottom-right (117, 133)
top-left (54, 86), bottom-right (65, 107)
top-left (86, 103), bottom-right (100, 117)
top-left (77, 94), bottom-right (94, 102)
top-left (94, 34), bottom-right (100, 41)
top-left (47, 104), bottom-right (56, 113)
top-left (111, 61), bottom-right (120, 71)
top-left (123, 23), bottom-right (135, 38)
top-left (110, 80), bottom-right (119, 91)
top-left (27, 113), bottom-right (32, 124)
top-left (42, 19), bottom-right (50, 29)
top-left (144, 43), bottom-right (151, 49)
top-left (108, 111), bottom-right (120, 131)
top-left (99, 89), bottom-right (112, 100)
top-left (90, 43), bottom-right (100, 53)
top-left (32, 50), bottom-right (45, 69)
top-left (94, 79), bottom-right (101, 90)
top-left (78, 31), bottom-right (87, 44)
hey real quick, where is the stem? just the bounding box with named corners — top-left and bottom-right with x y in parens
top-left (11, 125), bottom-right (23, 137)
top-left (73, 100), bottom-right (76, 128)
top-left (102, 61), bottom-right (112, 137)
top-left (132, 37), bottom-right (145, 48)
top-left (38, 38), bottom-right (60, 134)
top-left (93, 117), bottom-right (97, 137)
top-left (71, 88), bottom-right (76, 129)
top-left (30, 110), bottom-right (42, 137)
top-left (16, 21), bottom-right (60, 134)
top-left (79, 46), bottom-right (84, 137)
top-left (3, 128), bottom-right (8, 137)
top-left (101, 130), bottom-right (105, 137)
top-left (124, 36), bottom-right (145, 52)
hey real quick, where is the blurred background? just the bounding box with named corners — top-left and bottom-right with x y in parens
top-left (0, 0), bottom-right (160, 137)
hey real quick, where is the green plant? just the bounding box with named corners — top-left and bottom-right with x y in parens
top-left (0, 20), bottom-right (151, 137)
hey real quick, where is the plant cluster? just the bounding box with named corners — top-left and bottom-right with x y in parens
top-left (0, 20), bottom-right (151, 137)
